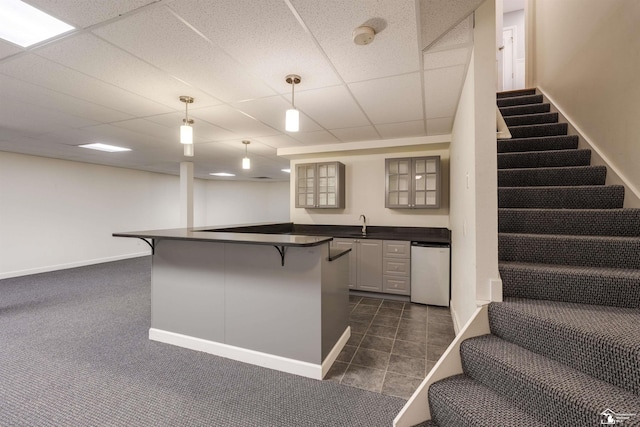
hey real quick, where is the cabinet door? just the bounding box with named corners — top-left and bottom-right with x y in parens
top-left (295, 163), bottom-right (317, 208)
top-left (413, 156), bottom-right (440, 208)
top-left (317, 162), bottom-right (335, 208)
top-left (386, 158), bottom-right (412, 208)
top-left (357, 240), bottom-right (383, 291)
top-left (333, 238), bottom-right (357, 288)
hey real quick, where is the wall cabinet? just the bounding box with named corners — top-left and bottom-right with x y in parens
top-left (332, 238), bottom-right (382, 291)
top-left (295, 162), bottom-right (345, 209)
top-left (385, 156), bottom-right (440, 209)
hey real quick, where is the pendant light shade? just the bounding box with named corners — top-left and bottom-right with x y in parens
top-left (285, 108), bottom-right (299, 132)
top-left (242, 140), bottom-right (251, 170)
top-left (179, 96), bottom-right (194, 149)
top-left (180, 124), bottom-right (193, 145)
top-left (285, 74), bottom-right (301, 132)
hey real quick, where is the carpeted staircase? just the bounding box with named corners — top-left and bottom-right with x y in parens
top-left (425, 89), bottom-right (640, 426)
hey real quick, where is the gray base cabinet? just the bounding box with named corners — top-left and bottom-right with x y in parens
top-left (332, 238), bottom-right (382, 291)
top-left (332, 238), bottom-right (411, 296)
top-left (382, 240), bottom-right (411, 295)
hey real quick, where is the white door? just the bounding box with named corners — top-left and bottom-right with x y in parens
top-left (502, 27), bottom-right (515, 91)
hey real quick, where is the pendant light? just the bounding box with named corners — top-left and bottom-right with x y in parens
top-left (285, 74), bottom-right (301, 132)
top-left (242, 140), bottom-right (251, 169)
top-left (179, 96), bottom-right (194, 157)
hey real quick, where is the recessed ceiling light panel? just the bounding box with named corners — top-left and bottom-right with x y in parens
top-left (0, 0), bottom-right (74, 47)
top-left (79, 143), bottom-right (131, 153)
top-left (210, 172), bottom-right (235, 177)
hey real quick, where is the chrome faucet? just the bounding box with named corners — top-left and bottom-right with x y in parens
top-left (359, 214), bottom-right (367, 235)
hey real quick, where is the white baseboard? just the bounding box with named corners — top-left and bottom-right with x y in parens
top-left (0, 251), bottom-right (150, 279)
top-left (321, 327), bottom-right (351, 378)
top-left (150, 327), bottom-right (349, 380)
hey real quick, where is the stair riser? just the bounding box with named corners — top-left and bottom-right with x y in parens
top-left (497, 89), bottom-right (537, 99)
top-left (497, 94), bottom-right (543, 107)
top-left (498, 209), bottom-right (640, 236)
top-left (509, 123), bottom-right (568, 138)
top-left (498, 149), bottom-right (591, 169)
top-left (498, 166), bottom-right (606, 187)
top-left (498, 135), bottom-right (578, 153)
top-left (500, 265), bottom-right (640, 308)
top-left (498, 186), bottom-right (625, 209)
top-left (499, 234), bottom-right (640, 269)
top-left (504, 112), bottom-right (558, 127)
top-left (500, 103), bottom-right (550, 117)
top-left (488, 304), bottom-right (640, 395)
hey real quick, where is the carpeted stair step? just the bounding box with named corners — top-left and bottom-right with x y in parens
top-left (500, 103), bottom-right (550, 117)
top-left (498, 233), bottom-right (640, 269)
top-left (488, 299), bottom-right (640, 395)
top-left (508, 123), bottom-right (567, 139)
top-left (498, 208), bottom-right (640, 236)
top-left (498, 165), bottom-right (606, 187)
top-left (412, 420), bottom-right (438, 427)
top-left (497, 149), bottom-right (591, 169)
top-left (498, 135), bottom-right (578, 153)
top-left (499, 262), bottom-right (640, 308)
top-left (497, 88), bottom-right (537, 99)
top-left (460, 334), bottom-right (640, 426)
top-left (428, 374), bottom-right (546, 427)
top-left (503, 111), bottom-right (558, 127)
top-left (498, 185), bottom-right (625, 209)
top-left (497, 94), bottom-right (543, 108)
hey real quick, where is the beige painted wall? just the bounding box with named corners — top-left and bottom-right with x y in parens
top-left (449, 0), bottom-right (500, 331)
top-left (289, 144), bottom-right (450, 228)
top-left (533, 0), bottom-right (640, 205)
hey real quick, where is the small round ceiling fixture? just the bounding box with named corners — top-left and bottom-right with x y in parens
top-left (352, 25), bottom-right (375, 46)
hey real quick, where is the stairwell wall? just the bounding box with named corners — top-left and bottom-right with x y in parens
top-left (449, 0), bottom-right (501, 331)
top-left (532, 0), bottom-right (640, 207)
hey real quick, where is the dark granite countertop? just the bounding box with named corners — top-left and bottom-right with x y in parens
top-left (112, 227), bottom-right (332, 247)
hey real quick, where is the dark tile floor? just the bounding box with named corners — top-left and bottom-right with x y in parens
top-left (325, 295), bottom-right (456, 400)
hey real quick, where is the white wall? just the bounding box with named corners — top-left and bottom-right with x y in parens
top-left (449, 0), bottom-right (500, 331)
top-left (533, 0), bottom-right (640, 206)
top-left (289, 144), bottom-right (450, 228)
top-left (0, 152), bottom-right (290, 278)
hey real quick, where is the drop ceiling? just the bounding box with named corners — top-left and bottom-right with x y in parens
top-left (0, 0), bottom-right (476, 181)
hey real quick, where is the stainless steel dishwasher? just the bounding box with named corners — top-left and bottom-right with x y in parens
top-left (410, 242), bottom-right (450, 306)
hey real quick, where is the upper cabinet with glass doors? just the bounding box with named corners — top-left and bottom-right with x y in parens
top-left (295, 161), bottom-right (345, 209)
top-left (385, 156), bottom-right (440, 209)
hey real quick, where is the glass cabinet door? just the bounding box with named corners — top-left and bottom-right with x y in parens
top-left (317, 162), bottom-right (338, 207)
top-left (386, 158), bottom-right (411, 208)
top-left (412, 157), bottom-right (439, 208)
top-left (296, 163), bottom-right (317, 208)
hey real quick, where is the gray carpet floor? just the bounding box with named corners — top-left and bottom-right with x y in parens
top-left (0, 257), bottom-right (405, 426)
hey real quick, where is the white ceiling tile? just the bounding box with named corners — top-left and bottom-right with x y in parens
top-left (0, 40), bottom-right (22, 60)
top-left (427, 117), bottom-right (454, 135)
top-left (291, 0), bottom-right (421, 82)
top-left (292, 130), bottom-right (341, 146)
top-left (36, 33), bottom-right (222, 109)
top-left (233, 96), bottom-right (322, 134)
top-left (424, 47), bottom-right (471, 70)
top-left (294, 85), bottom-right (370, 129)
top-left (168, 0), bottom-right (341, 91)
top-left (376, 120), bottom-right (426, 139)
top-left (419, 0), bottom-right (482, 49)
top-left (26, 0), bottom-right (159, 28)
top-left (0, 54), bottom-right (173, 116)
top-left (424, 65), bottom-right (466, 118)
top-left (93, 6), bottom-right (276, 103)
top-left (330, 126), bottom-right (380, 143)
top-left (254, 135), bottom-right (305, 149)
top-left (0, 73), bottom-right (133, 124)
top-left (349, 73), bottom-right (424, 124)
top-left (428, 15), bottom-right (474, 52)
top-left (191, 105), bottom-right (281, 139)
top-left (142, 111), bottom-right (241, 143)
top-left (0, 96), bottom-right (98, 134)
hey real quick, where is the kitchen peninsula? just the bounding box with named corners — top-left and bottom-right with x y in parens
top-left (113, 224), bottom-right (352, 380)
